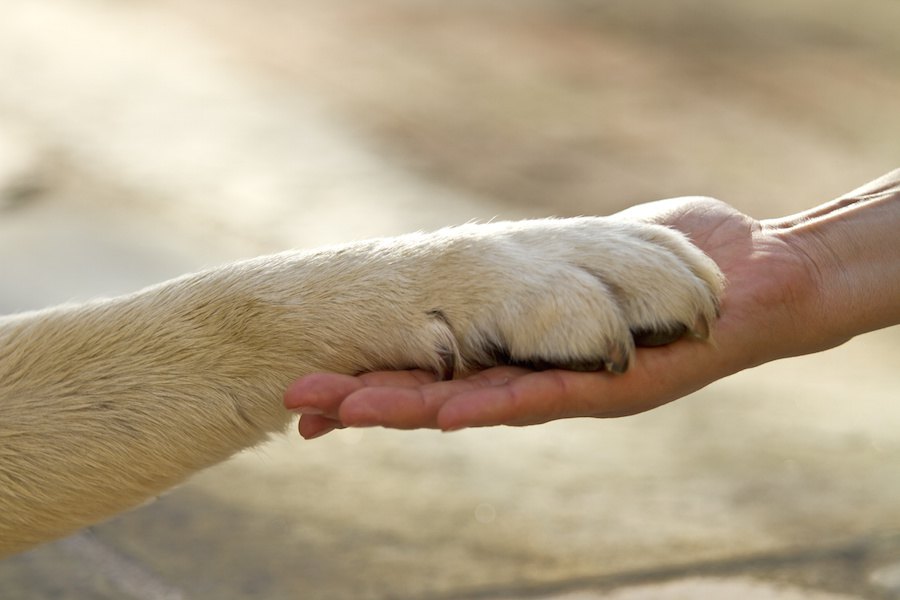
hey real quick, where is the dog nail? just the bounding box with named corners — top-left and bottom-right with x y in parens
top-left (604, 344), bottom-right (630, 374)
top-left (691, 315), bottom-right (711, 340)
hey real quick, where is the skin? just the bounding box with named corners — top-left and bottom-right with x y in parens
top-left (285, 169), bottom-right (900, 438)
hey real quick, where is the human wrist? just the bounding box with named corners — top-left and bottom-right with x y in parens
top-left (773, 171), bottom-right (900, 351)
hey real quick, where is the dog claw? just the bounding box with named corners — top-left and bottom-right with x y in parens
top-left (690, 314), bottom-right (711, 341)
top-left (603, 343), bottom-right (630, 374)
top-left (562, 359), bottom-right (605, 372)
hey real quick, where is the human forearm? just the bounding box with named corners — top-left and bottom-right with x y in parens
top-left (771, 169), bottom-right (900, 351)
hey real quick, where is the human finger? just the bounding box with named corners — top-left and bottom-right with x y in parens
top-left (435, 369), bottom-right (612, 430)
top-left (284, 370), bottom-right (443, 419)
top-left (338, 367), bottom-right (531, 429)
top-left (297, 414), bottom-right (343, 440)
top-left (284, 372), bottom-right (365, 419)
top-left (435, 343), bottom-right (718, 430)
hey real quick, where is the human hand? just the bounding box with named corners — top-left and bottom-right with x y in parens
top-left (285, 196), bottom-right (822, 438)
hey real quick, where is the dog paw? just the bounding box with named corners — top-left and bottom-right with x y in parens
top-left (423, 217), bottom-right (724, 375)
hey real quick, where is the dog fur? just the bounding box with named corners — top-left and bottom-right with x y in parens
top-left (0, 216), bottom-right (723, 556)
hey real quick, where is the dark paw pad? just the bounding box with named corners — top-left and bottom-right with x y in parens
top-left (483, 343), bottom-right (628, 374)
top-left (631, 323), bottom-right (689, 347)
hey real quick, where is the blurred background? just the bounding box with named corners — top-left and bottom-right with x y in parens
top-left (0, 1), bottom-right (898, 599)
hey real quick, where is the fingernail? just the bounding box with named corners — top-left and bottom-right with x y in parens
top-left (303, 423), bottom-right (338, 440)
top-left (438, 412), bottom-right (465, 432)
top-left (290, 406), bottom-right (324, 416)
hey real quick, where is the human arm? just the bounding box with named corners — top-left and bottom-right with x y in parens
top-left (286, 169), bottom-right (900, 437)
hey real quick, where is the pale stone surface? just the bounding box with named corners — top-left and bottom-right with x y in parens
top-left (0, 122), bottom-right (44, 210)
top-left (530, 578), bottom-right (865, 600)
top-left (0, 1), bottom-right (524, 254)
top-left (870, 561), bottom-right (900, 592)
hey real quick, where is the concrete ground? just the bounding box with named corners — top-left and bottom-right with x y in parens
top-left (1, 1), bottom-right (899, 599)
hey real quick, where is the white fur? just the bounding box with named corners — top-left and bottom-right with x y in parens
top-left (0, 217), bottom-right (723, 556)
